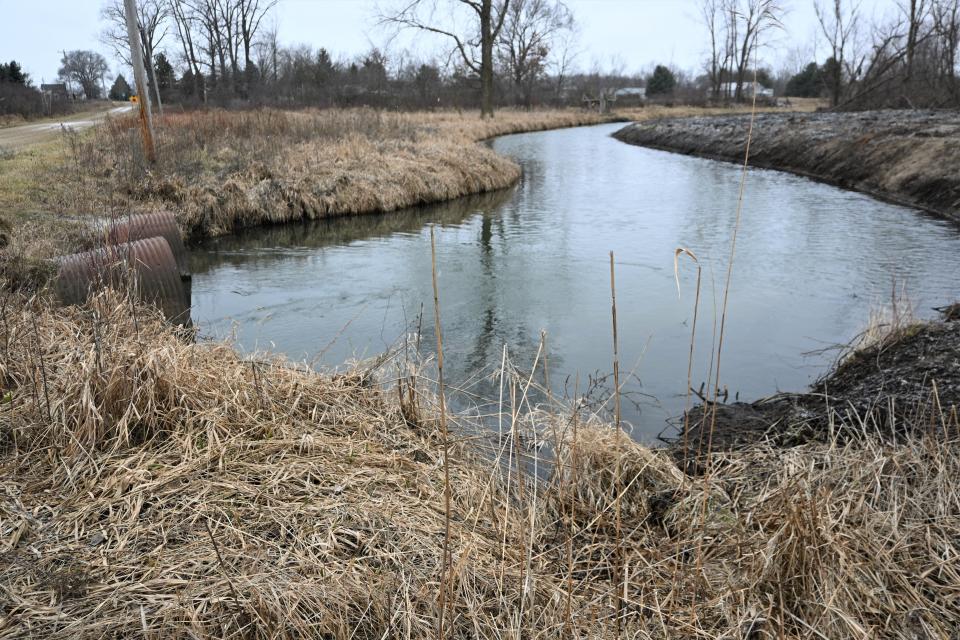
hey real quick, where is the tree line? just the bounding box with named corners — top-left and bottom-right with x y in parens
top-left (774, 0), bottom-right (959, 107)
top-left (6, 0), bottom-right (960, 121)
top-left (0, 60), bottom-right (76, 119)
top-left (103, 0), bottom-right (760, 114)
top-left (90, 0), bottom-right (586, 114)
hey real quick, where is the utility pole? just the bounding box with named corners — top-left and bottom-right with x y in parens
top-left (123, 0), bottom-right (156, 163)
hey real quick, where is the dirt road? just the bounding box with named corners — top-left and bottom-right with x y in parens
top-left (0, 104), bottom-right (134, 150)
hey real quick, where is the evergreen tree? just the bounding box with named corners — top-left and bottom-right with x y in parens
top-left (109, 74), bottom-right (133, 101)
top-left (785, 62), bottom-right (823, 98)
top-left (647, 65), bottom-right (676, 96)
top-left (820, 57), bottom-right (842, 101)
top-left (0, 60), bottom-right (29, 85)
top-left (315, 49), bottom-right (336, 87)
top-left (154, 53), bottom-right (176, 97)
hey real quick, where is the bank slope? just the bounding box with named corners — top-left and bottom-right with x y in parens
top-left (614, 110), bottom-right (960, 225)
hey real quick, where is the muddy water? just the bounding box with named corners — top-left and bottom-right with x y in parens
top-left (190, 123), bottom-right (960, 442)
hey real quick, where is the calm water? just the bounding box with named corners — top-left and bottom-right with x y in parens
top-left (190, 123), bottom-right (960, 441)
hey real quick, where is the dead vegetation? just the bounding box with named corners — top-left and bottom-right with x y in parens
top-left (41, 108), bottom-right (627, 242)
top-left (674, 300), bottom-right (960, 460)
top-left (0, 104), bottom-right (803, 279)
top-left (0, 291), bottom-right (957, 638)
top-left (0, 108), bottom-right (616, 289)
top-left (2, 101), bottom-right (954, 638)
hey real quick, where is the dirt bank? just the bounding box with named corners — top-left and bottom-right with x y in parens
top-left (672, 307), bottom-right (960, 463)
top-left (614, 110), bottom-right (960, 225)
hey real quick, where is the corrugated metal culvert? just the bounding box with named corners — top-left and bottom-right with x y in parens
top-left (106, 211), bottom-right (189, 276)
top-left (55, 236), bottom-right (190, 326)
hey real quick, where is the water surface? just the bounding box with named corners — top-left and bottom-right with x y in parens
top-left (191, 123), bottom-right (960, 441)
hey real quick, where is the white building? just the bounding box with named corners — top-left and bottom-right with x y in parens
top-left (715, 82), bottom-right (774, 99)
top-left (614, 87), bottom-right (646, 100)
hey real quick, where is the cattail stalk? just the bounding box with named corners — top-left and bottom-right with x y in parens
top-left (431, 225), bottom-right (452, 639)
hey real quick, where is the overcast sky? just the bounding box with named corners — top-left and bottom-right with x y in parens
top-left (2, 0), bottom-right (902, 86)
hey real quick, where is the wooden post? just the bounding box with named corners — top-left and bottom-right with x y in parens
top-left (123, 0), bottom-right (156, 163)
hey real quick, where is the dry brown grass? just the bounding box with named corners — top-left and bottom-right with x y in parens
top-left (0, 291), bottom-right (957, 638)
top-left (0, 108), bottom-right (623, 279)
top-left (0, 108), bottom-right (606, 287)
top-left (43, 108), bottom-right (628, 242)
top-left (0, 103), bottom-right (805, 273)
top-left (0, 136), bottom-right (105, 289)
top-left (852, 289), bottom-right (919, 354)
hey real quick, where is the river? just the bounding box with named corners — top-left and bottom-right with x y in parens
top-left (190, 122), bottom-right (960, 442)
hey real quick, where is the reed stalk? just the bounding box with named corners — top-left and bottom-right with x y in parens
top-left (565, 372), bottom-right (581, 637)
top-left (674, 248), bottom-right (702, 464)
top-left (609, 251), bottom-right (624, 636)
top-left (430, 225), bottom-right (452, 640)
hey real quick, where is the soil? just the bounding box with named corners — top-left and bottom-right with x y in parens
top-left (613, 110), bottom-right (960, 225)
top-left (670, 309), bottom-right (960, 464)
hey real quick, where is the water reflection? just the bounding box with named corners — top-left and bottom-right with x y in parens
top-left (191, 123), bottom-right (960, 441)
top-left (191, 188), bottom-right (516, 273)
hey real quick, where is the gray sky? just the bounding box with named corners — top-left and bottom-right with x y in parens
top-left (2, 0), bottom-right (901, 87)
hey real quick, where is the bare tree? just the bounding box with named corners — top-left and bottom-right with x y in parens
top-left (59, 50), bottom-right (111, 99)
top-left (722, 0), bottom-right (739, 99)
top-left (838, 14), bottom-right (913, 107)
top-left (237, 0), bottom-right (278, 89)
top-left (172, 0), bottom-right (274, 97)
top-left (181, 0), bottom-right (218, 86)
top-left (732, 0), bottom-right (784, 101)
top-left (902, 0), bottom-right (931, 81)
top-left (217, 0), bottom-right (242, 93)
top-left (381, 0), bottom-right (512, 117)
top-left (101, 0), bottom-right (168, 112)
top-left (931, 0), bottom-right (960, 98)
top-left (254, 17), bottom-right (280, 85)
top-left (548, 19), bottom-right (579, 102)
top-left (700, 0), bottom-right (725, 98)
top-left (496, 0), bottom-right (573, 106)
top-left (815, 0), bottom-right (860, 106)
top-left (168, 0), bottom-right (205, 100)
top-left (179, 0), bottom-right (235, 93)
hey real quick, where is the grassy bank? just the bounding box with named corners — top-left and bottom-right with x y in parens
top-left (0, 104), bottom-right (806, 280)
top-left (0, 109), bottom-right (618, 262)
top-left (0, 292), bottom-right (957, 638)
top-left (614, 110), bottom-right (960, 225)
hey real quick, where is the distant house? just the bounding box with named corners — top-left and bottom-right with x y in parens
top-left (715, 82), bottom-right (774, 99)
top-left (614, 87), bottom-right (646, 105)
top-left (41, 83), bottom-right (69, 100)
top-left (615, 87), bottom-right (646, 99)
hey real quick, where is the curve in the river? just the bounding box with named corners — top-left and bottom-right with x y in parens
top-left (190, 123), bottom-right (960, 441)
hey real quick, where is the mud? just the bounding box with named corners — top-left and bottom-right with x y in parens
top-left (614, 110), bottom-right (960, 225)
top-left (671, 309), bottom-right (960, 464)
